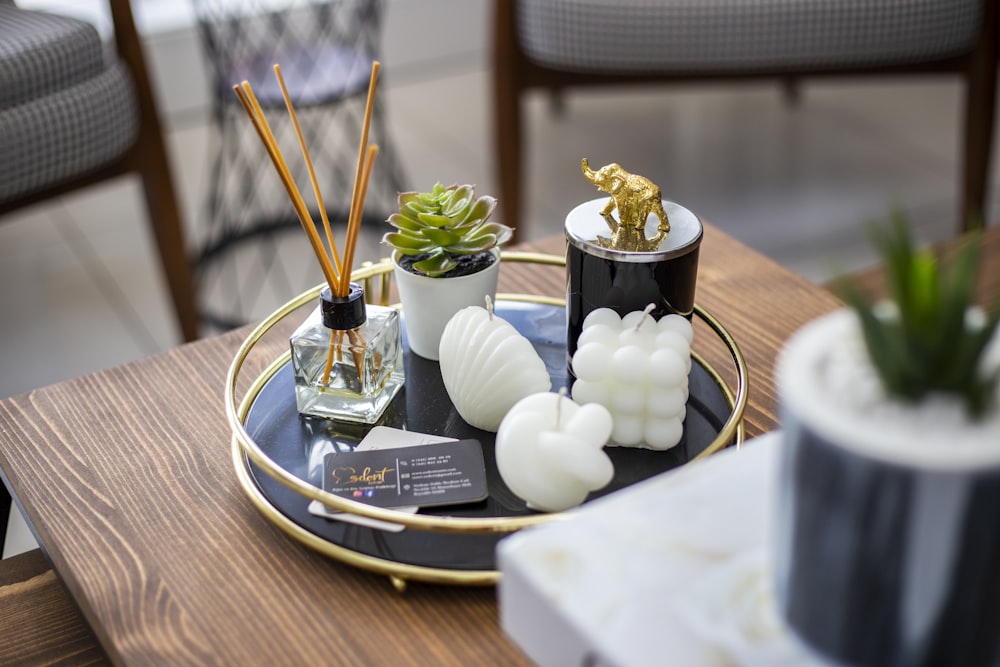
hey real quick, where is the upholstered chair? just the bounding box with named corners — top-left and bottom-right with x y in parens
top-left (494, 0), bottom-right (998, 240)
top-left (0, 0), bottom-right (199, 342)
top-left (1, 0), bottom-right (199, 556)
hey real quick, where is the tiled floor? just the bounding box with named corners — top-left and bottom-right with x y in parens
top-left (3, 33), bottom-right (999, 556)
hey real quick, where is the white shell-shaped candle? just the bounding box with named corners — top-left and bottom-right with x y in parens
top-left (571, 306), bottom-right (693, 450)
top-left (496, 391), bottom-right (614, 512)
top-left (439, 298), bottom-right (552, 432)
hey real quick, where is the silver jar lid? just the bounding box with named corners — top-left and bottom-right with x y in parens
top-left (565, 198), bottom-right (703, 262)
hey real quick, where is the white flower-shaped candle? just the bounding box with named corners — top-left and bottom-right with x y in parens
top-left (571, 305), bottom-right (693, 450)
top-left (496, 390), bottom-right (614, 512)
top-left (439, 297), bottom-right (552, 432)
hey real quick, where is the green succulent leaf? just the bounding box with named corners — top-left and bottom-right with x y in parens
top-left (386, 212), bottom-right (422, 232)
top-left (397, 191), bottom-right (422, 207)
top-left (416, 212), bottom-right (456, 228)
top-left (472, 222), bottom-right (513, 246)
top-left (413, 252), bottom-right (457, 278)
top-left (381, 232), bottom-right (434, 253)
top-left (400, 193), bottom-right (437, 219)
top-left (381, 182), bottom-right (513, 271)
top-left (422, 227), bottom-right (464, 247)
top-left (446, 237), bottom-right (497, 254)
top-left (442, 185), bottom-right (474, 217)
top-left (466, 196), bottom-right (498, 225)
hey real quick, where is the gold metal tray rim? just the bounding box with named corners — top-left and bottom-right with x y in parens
top-left (226, 252), bottom-right (749, 537)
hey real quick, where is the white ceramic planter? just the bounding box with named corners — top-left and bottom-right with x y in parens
top-left (775, 309), bottom-right (1000, 667)
top-left (392, 248), bottom-right (501, 360)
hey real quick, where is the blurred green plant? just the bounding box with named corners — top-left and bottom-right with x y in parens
top-left (837, 211), bottom-right (1000, 419)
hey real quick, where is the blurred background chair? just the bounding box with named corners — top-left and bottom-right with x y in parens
top-left (0, 0), bottom-right (199, 342)
top-left (191, 0), bottom-right (408, 332)
top-left (0, 0), bottom-right (199, 556)
top-left (494, 0), bottom-right (998, 241)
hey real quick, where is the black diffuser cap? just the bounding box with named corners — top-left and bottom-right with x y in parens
top-left (320, 283), bottom-right (366, 330)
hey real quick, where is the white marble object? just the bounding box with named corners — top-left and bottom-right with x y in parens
top-left (497, 433), bottom-right (830, 667)
top-left (495, 391), bottom-right (614, 512)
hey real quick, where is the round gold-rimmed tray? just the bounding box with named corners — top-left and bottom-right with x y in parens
top-left (228, 252), bottom-right (748, 588)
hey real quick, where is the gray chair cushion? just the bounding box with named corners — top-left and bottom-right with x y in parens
top-left (517, 0), bottom-right (982, 74)
top-left (0, 5), bottom-right (138, 201)
top-left (0, 5), bottom-right (105, 108)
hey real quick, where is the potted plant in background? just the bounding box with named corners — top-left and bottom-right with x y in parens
top-left (382, 182), bottom-right (513, 360)
top-left (775, 215), bottom-right (1000, 667)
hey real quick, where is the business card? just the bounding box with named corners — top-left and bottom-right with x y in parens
top-left (308, 427), bottom-right (458, 531)
top-left (321, 439), bottom-right (488, 510)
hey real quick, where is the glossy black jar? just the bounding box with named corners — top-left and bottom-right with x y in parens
top-left (565, 198), bottom-right (703, 359)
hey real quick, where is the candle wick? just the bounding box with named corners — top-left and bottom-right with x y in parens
top-left (485, 294), bottom-right (494, 320)
top-left (636, 303), bottom-right (656, 332)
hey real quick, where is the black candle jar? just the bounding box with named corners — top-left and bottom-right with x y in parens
top-left (565, 198), bottom-right (703, 359)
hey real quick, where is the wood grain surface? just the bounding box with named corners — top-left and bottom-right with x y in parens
top-left (0, 224), bottom-right (843, 665)
top-left (0, 549), bottom-right (108, 665)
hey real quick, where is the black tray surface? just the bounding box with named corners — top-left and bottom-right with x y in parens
top-left (245, 301), bottom-right (732, 572)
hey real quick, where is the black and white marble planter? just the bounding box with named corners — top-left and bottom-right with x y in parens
top-left (775, 310), bottom-right (1000, 667)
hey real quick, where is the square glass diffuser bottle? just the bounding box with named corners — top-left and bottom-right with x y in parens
top-left (290, 284), bottom-right (405, 423)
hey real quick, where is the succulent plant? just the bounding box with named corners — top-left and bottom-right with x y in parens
top-left (836, 211), bottom-right (1000, 419)
top-left (382, 183), bottom-right (513, 278)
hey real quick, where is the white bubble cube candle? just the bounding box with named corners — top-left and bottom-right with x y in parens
top-left (570, 306), bottom-right (693, 450)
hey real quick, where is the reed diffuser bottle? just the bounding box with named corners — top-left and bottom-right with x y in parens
top-left (290, 283), bottom-right (404, 423)
top-left (235, 59), bottom-right (403, 423)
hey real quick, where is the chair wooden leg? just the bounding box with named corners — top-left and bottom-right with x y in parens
top-left (959, 2), bottom-right (998, 234)
top-left (130, 78), bottom-right (200, 342)
top-left (135, 140), bottom-right (200, 342)
top-left (493, 0), bottom-right (524, 242)
top-left (782, 76), bottom-right (802, 107)
top-left (959, 78), bottom-right (996, 234)
top-left (548, 86), bottom-right (566, 117)
top-left (109, 0), bottom-right (199, 342)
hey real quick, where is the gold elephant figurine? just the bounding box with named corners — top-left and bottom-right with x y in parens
top-left (581, 159), bottom-right (670, 252)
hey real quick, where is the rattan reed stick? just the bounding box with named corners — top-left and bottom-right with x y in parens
top-left (339, 61), bottom-right (380, 294)
top-left (236, 63), bottom-right (383, 386)
top-left (272, 64), bottom-right (343, 278)
top-left (232, 83), bottom-right (339, 291)
top-left (339, 144), bottom-right (379, 296)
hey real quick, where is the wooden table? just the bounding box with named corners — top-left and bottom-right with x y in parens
top-left (0, 224), bottom-right (843, 665)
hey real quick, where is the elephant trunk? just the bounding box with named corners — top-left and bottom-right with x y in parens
top-left (581, 158), bottom-right (598, 184)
